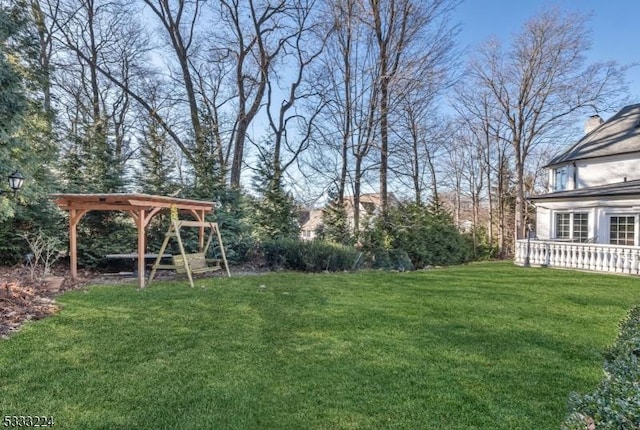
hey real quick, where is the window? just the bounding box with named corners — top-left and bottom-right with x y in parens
top-left (554, 212), bottom-right (589, 241)
top-left (573, 213), bottom-right (589, 242)
top-left (610, 216), bottom-right (635, 246)
top-left (555, 213), bottom-right (571, 239)
top-left (554, 167), bottom-right (567, 191)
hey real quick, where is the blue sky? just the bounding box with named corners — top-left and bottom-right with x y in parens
top-left (455, 1), bottom-right (640, 108)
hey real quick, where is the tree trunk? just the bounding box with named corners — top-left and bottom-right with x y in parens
top-left (353, 155), bottom-right (363, 234)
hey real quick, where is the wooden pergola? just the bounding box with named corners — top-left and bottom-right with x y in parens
top-left (53, 193), bottom-right (215, 288)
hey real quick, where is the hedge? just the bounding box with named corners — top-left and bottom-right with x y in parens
top-left (563, 306), bottom-right (640, 429)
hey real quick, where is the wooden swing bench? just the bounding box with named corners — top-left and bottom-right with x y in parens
top-left (148, 219), bottom-right (230, 287)
top-left (172, 252), bottom-right (221, 275)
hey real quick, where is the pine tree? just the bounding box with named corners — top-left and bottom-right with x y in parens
top-left (0, 3), bottom-right (61, 261)
top-left (250, 147), bottom-right (299, 241)
top-left (137, 115), bottom-right (180, 196)
top-left (192, 110), bottom-right (226, 196)
top-left (0, 1), bottom-right (56, 191)
top-left (321, 187), bottom-right (351, 244)
top-left (0, 6), bottom-right (27, 182)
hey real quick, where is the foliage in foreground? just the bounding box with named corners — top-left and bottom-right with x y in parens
top-left (563, 306), bottom-right (640, 429)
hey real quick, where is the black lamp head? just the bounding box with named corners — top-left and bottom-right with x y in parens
top-left (8, 170), bottom-right (24, 193)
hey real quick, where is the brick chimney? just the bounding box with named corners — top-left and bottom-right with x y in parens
top-left (585, 115), bottom-right (604, 134)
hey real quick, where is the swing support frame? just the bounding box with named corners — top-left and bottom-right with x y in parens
top-left (148, 220), bottom-right (230, 287)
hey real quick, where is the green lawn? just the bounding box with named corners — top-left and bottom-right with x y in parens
top-left (1, 262), bottom-right (638, 429)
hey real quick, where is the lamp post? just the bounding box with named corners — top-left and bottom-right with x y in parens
top-left (523, 191), bottom-right (536, 268)
top-left (524, 222), bottom-right (532, 267)
top-left (1, 170), bottom-right (25, 196)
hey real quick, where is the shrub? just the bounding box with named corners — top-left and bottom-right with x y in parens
top-left (462, 225), bottom-right (496, 260)
top-left (0, 199), bottom-right (65, 265)
top-left (262, 238), bottom-right (359, 272)
top-left (563, 306), bottom-right (640, 429)
top-left (21, 230), bottom-right (64, 280)
top-left (361, 201), bottom-right (471, 269)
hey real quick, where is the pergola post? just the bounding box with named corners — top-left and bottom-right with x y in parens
top-left (69, 208), bottom-right (78, 281)
top-left (136, 209), bottom-right (146, 288)
top-left (68, 208), bottom-right (88, 282)
top-left (188, 208), bottom-right (207, 252)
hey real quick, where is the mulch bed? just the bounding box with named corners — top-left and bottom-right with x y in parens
top-left (0, 265), bottom-right (93, 339)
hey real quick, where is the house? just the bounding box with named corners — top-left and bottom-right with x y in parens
top-left (299, 208), bottom-right (323, 241)
top-left (516, 103), bottom-right (640, 274)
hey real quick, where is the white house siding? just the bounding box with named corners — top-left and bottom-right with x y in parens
top-left (534, 201), bottom-right (597, 240)
top-left (535, 206), bottom-right (551, 239)
top-left (574, 154), bottom-right (640, 189)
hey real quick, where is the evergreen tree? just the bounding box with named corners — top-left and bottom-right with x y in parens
top-left (88, 121), bottom-right (125, 193)
top-left (393, 200), bottom-right (471, 267)
top-left (137, 115), bottom-right (180, 196)
top-left (250, 147), bottom-right (299, 241)
top-left (0, 6), bottom-right (27, 212)
top-left (60, 141), bottom-right (85, 193)
top-left (0, 8), bottom-right (28, 254)
top-left (362, 199), bottom-right (471, 269)
top-left (134, 115), bottom-right (182, 254)
top-left (210, 187), bottom-right (254, 263)
top-left (0, 2), bottom-right (61, 261)
top-left (321, 187), bottom-right (351, 245)
top-left (193, 110), bottom-right (226, 196)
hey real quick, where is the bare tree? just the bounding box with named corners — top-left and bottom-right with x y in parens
top-left (451, 124), bottom-right (486, 251)
top-left (217, 0), bottom-right (303, 187)
top-left (366, 0), bottom-right (459, 213)
top-left (262, 0), bottom-right (326, 184)
top-left (306, 0), bottom-right (458, 234)
top-left (142, 0), bottom-right (224, 189)
top-left (453, 85), bottom-right (513, 256)
top-left (52, 0), bottom-right (228, 191)
top-left (192, 53), bottom-right (234, 179)
top-left (390, 91), bottom-right (446, 205)
top-left (468, 7), bottom-right (627, 241)
top-left (307, 0), bottom-right (379, 234)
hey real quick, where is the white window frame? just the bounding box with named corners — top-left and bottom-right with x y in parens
top-left (553, 211), bottom-right (590, 242)
top-left (572, 213), bottom-right (589, 242)
top-left (607, 214), bottom-right (639, 246)
top-left (554, 166), bottom-right (568, 191)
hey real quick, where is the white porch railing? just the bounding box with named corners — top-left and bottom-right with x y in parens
top-left (515, 240), bottom-right (640, 275)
